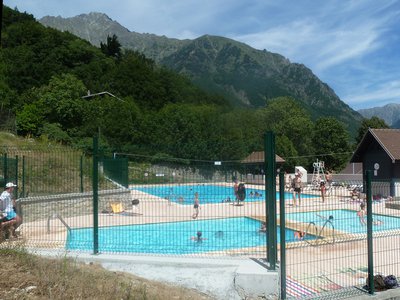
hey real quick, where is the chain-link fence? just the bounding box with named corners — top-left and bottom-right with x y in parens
top-left (1, 142), bottom-right (400, 299)
top-left (279, 171), bottom-right (400, 299)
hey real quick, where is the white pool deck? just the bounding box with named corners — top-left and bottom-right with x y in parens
top-left (5, 184), bottom-right (400, 299)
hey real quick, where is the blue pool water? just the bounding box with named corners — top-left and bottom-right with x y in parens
top-left (132, 184), bottom-right (317, 204)
top-left (286, 209), bottom-right (400, 234)
top-left (66, 217), bottom-right (313, 254)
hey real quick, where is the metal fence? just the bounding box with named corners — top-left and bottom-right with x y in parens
top-left (278, 172), bottom-right (400, 299)
top-left (1, 140), bottom-right (400, 299)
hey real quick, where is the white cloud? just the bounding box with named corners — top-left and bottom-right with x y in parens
top-left (4, 0), bottom-right (400, 110)
top-left (232, 13), bottom-right (387, 73)
top-left (345, 80), bottom-right (400, 104)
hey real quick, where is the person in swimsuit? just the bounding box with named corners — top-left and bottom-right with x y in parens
top-left (191, 231), bottom-right (206, 242)
top-left (192, 192), bottom-right (200, 219)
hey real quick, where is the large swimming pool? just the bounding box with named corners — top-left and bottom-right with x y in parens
top-left (286, 209), bottom-right (400, 234)
top-left (66, 217), bottom-right (313, 254)
top-left (132, 184), bottom-right (318, 205)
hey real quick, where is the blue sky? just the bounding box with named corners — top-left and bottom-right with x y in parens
top-left (4, 0), bottom-right (400, 110)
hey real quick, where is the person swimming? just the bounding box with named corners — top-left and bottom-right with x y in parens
top-left (215, 231), bottom-right (224, 238)
top-left (294, 230), bottom-right (306, 240)
top-left (357, 203), bottom-right (367, 225)
top-left (191, 231), bottom-right (206, 242)
top-left (222, 197), bottom-right (231, 203)
top-left (259, 222), bottom-right (267, 233)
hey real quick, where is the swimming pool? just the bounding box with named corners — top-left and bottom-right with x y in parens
top-left (66, 217), bottom-right (313, 254)
top-left (286, 209), bottom-right (400, 234)
top-left (132, 184), bottom-right (317, 205)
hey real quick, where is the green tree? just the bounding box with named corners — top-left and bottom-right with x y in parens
top-left (41, 74), bottom-right (87, 128)
top-left (100, 34), bottom-right (122, 59)
top-left (95, 97), bottom-right (141, 150)
top-left (15, 103), bottom-right (44, 135)
top-left (276, 135), bottom-right (298, 171)
top-left (39, 122), bottom-right (72, 144)
top-left (355, 116), bottom-right (389, 145)
top-left (146, 103), bottom-right (245, 160)
top-left (312, 117), bottom-right (351, 171)
top-left (15, 74), bottom-right (86, 138)
top-left (257, 97), bottom-right (314, 167)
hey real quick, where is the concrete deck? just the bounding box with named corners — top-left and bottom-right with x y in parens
top-left (8, 183), bottom-right (400, 299)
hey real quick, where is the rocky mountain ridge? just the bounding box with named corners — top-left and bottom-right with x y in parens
top-left (40, 12), bottom-right (363, 132)
top-left (358, 103), bottom-right (400, 128)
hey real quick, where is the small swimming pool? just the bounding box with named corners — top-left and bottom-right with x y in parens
top-left (132, 184), bottom-right (317, 205)
top-left (286, 209), bottom-right (400, 234)
top-left (66, 217), bottom-right (314, 254)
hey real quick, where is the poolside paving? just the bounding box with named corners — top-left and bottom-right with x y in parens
top-left (10, 183), bottom-right (400, 299)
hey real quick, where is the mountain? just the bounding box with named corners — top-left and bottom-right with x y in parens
top-left (39, 13), bottom-right (189, 61)
top-left (40, 13), bottom-right (363, 132)
top-left (358, 103), bottom-right (400, 128)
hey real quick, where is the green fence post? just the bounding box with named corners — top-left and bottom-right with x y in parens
top-left (4, 153), bottom-right (7, 184)
top-left (279, 171), bottom-right (286, 299)
top-left (80, 155), bottom-right (84, 193)
top-left (22, 156), bottom-right (25, 197)
top-left (15, 155), bottom-right (18, 196)
top-left (366, 170), bottom-right (374, 294)
top-left (265, 132), bottom-right (277, 269)
top-left (93, 136), bottom-right (99, 255)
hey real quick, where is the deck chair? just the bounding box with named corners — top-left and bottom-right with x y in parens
top-left (110, 202), bottom-right (124, 214)
top-left (110, 201), bottom-right (141, 216)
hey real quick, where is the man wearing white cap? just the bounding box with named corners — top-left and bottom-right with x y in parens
top-left (0, 182), bottom-right (21, 238)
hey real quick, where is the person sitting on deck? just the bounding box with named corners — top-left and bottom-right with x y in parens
top-left (351, 188), bottom-right (361, 200)
top-left (0, 182), bottom-right (22, 239)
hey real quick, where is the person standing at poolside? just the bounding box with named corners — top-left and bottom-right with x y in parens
top-left (192, 192), bottom-right (200, 219)
top-left (320, 180), bottom-right (326, 203)
top-left (285, 173), bottom-right (292, 191)
top-left (0, 182), bottom-right (22, 238)
top-left (325, 170), bottom-right (333, 194)
top-left (292, 173), bottom-right (302, 206)
top-left (233, 179), bottom-right (239, 202)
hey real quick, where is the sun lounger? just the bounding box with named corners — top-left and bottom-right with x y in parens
top-left (110, 201), bottom-right (141, 216)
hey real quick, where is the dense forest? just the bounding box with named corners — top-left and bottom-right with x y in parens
top-left (0, 7), bottom-right (389, 172)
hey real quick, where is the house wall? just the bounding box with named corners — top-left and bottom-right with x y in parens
top-left (361, 143), bottom-right (400, 197)
top-left (363, 143), bottom-right (393, 180)
top-left (393, 162), bottom-right (400, 178)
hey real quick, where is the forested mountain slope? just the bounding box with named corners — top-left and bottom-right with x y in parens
top-left (40, 13), bottom-right (363, 133)
top-left (0, 7), bottom-right (355, 171)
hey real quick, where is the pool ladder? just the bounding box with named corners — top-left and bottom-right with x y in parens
top-left (47, 213), bottom-right (71, 234)
top-left (304, 218), bottom-right (335, 245)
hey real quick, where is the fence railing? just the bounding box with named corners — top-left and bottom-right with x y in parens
top-left (1, 144), bottom-right (399, 299)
